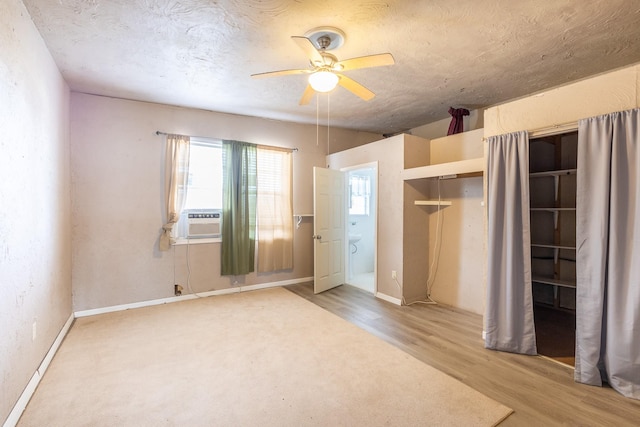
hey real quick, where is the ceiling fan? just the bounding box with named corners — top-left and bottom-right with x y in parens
top-left (251, 27), bottom-right (395, 105)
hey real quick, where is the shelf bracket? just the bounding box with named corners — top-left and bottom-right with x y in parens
top-left (293, 214), bottom-right (313, 229)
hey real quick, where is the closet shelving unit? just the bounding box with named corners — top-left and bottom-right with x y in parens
top-left (529, 133), bottom-right (578, 311)
top-left (399, 128), bottom-right (485, 306)
top-left (403, 156), bottom-right (483, 207)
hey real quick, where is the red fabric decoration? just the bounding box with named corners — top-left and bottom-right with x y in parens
top-left (447, 107), bottom-right (470, 135)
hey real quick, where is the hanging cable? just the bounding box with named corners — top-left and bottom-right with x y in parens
top-left (327, 92), bottom-right (330, 154)
top-left (184, 240), bottom-right (203, 298)
top-left (173, 244), bottom-right (177, 293)
top-left (425, 178), bottom-right (445, 300)
top-left (400, 178), bottom-right (443, 306)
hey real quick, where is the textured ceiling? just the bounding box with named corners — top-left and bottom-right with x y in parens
top-left (22, 0), bottom-right (640, 134)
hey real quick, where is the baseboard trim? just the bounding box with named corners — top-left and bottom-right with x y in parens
top-left (4, 313), bottom-right (74, 427)
top-left (5, 278), bottom-right (313, 426)
top-left (375, 292), bottom-right (402, 306)
top-left (74, 276), bottom-right (314, 318)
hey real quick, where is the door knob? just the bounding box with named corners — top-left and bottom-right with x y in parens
top-left (312, 235), bottom-right (322, 240)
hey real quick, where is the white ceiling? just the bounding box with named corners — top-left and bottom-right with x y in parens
top-left (22, 0), bottom-right (640, 134)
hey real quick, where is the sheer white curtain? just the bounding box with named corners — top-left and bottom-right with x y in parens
top-left (575, 108), bottom-right (640, 399)
top-left (485, 131), bottom-right (537, 355)
top-left (159, 134), bottom-right (190, 251)
top-left (256, 146), bottom-right (293, 272)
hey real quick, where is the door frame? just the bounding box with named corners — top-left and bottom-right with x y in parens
top-left (341, 161), bottom-right (378, 295)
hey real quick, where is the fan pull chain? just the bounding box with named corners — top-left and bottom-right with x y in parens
top-left (316, 94), bottom-right (319, 146)
top-left (327, 93), bottom-right (330, 155)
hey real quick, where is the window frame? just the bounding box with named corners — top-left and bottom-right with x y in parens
top-left (175, 137), bottom-right (224, 244)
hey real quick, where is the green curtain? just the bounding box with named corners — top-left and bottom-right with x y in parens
top-left (221, 141), bottom-right (257, 275)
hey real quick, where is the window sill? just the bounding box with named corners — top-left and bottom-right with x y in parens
top-left (173, 237), bottom-right (221, 246)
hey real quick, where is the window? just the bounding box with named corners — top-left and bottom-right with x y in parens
top-left (257, 147), bottom-right (293, 241)
top-left (174, 138), bottom-right (293, 254)
top-left (183, 139), bottom-right (222, 210)
top-left (256, 146), bottom-right (293, 272)
top-left (348, 174), bottom-right (371, 216)
top-left (176, 138), bottom-right (223, 239)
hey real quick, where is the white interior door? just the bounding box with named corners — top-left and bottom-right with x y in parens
top-left (313, 167), bottom-right (345, 294)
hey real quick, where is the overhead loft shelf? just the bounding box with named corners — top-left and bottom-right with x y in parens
top-left (402, 157), bottom-right (484, 181)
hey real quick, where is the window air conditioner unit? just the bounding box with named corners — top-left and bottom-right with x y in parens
top-left (186, 210), bottom-right (221, 239)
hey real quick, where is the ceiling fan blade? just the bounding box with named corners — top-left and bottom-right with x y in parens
top-left (299, 84), bottom-right (315, 105)
top-left (291, 36), bottom-right (324, 65)
top-left (335, 53), bottom-right (395, 71)
top-left (251, 69), bottom-right (310, 78)
top-left (337, 74), bottom-right (375, 101)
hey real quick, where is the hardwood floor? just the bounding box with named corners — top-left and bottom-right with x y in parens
top-left (285, 283), bottom-right (640, 426)
top-left (534, 305), bottom-right (576, 366)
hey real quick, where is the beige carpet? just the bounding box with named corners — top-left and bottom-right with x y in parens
top-left (18, 287), bottom-right (512, 426)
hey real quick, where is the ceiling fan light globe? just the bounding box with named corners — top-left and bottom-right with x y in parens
top-left (309, 71), bottom-right (339, 92)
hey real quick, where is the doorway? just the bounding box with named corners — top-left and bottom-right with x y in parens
top-left (343, 163), bottom-right (377, 294)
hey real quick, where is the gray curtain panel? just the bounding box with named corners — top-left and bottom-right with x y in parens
top-left (575, 108), bottom-right (640, 399)
top-left (485, 131), bottom-right (537, 355)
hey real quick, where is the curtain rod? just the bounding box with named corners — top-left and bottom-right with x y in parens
top-left (155, 131), bottom-right (298, 152)
top-left (483, 121), bottom-right (579, 141)
top-left (528, 121), bottom-right (578, 138)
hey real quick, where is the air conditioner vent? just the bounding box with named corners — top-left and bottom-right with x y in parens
top-left (186, 210), bottom-right (221, 238)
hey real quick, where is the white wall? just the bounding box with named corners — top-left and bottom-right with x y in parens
top-left (70, 93), bottom-right (380, 311)
top-left (0, 0), bottom-right (71, 423)
top-left (425, 176), bottom-right (484, 313)
top-left (484, 64), bottom-right (640, 137)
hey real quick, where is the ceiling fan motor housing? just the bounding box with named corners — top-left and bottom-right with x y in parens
top-left (304, 27), bottom-right (345, 51)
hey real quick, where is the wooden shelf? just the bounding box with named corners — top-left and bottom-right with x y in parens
top-left (532, 276), bottom-right (576, 289)
top-left (530, 207), bottom-right (576, 211)
top-left (402, 157), bottom-right (484, 181)
top-left (531, 243), bottom-right (576, 250)
top-left (414, 200), bottom-right (452, 206)
top-left (530, 168), bottom-right (577, 178)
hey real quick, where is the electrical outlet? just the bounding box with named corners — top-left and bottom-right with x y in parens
top-left (391, 270), bottom-right (397, 280)
top-left (174, 284), bottom-right (183, 296)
